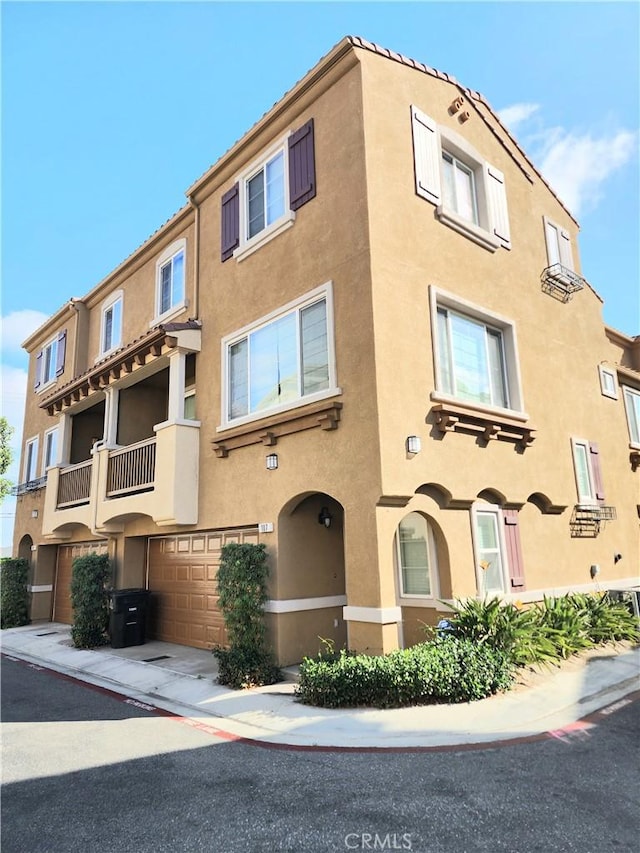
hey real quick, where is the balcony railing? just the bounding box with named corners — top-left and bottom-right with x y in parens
top-left (541, 263), bottom-right (586, 303)
top-left (57, 460), bottom-right (92, 508)
top-left (10, 476), bottom-right (48, 497)
top-left (106, 437), bottom-right (156, 498)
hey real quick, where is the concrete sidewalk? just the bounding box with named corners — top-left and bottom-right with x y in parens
top-left (2, 623), bottom-right (638, 749)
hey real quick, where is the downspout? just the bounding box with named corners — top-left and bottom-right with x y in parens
top-left (68, 297), bottom-right (89, 376)
top-left (187, 195), bottom-right (200, 320)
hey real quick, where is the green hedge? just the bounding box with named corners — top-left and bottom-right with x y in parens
top-left (70, 553), bottom-right (112, 649)
top-left (0, 558), bottom-right (30, 629)
top-left (295, 638), bottom-right (514, 708)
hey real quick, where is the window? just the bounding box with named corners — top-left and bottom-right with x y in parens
top-left (543, 217), bottom-right (574, 270)
top-left (623, 387), bottom-right (640, 445)
top-left (437, 307), bottom-right (509, 408)
top-left (572, 438), bottom-right (605, 505)
top-left (598, 365), bottom-right (618, 399)
top-left (43, 427), bottom-right (59, 472)
top-left (100, 292), bottom-right (122, 356)
top-left (396, 512), bottom-right (438, 597)
top-left (442, 152), bottom-right (478, 225)
top-left (154, 239), bottom-right (186, 322)
top-left (34, 330), bottom-right (66, 390)
top-left (222, 283), bottom-right (337, 426)
top-left (411, 105), bottom-right (511, 251)
top-left (471, 505), bottom-right (525, 595)
top-left (23, 436), bottom-right (39, 483)
top-left (221, 119), bottom-right (316, 261)
top-left (184, 353), bottom-right (197, 420)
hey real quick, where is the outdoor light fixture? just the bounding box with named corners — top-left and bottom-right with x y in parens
top-left (31, 510), bottom-right (39, 519)
top-left (318, 506), bottom-right (332, 528)
top-left (614, 553), bottom-right (622, 564)
top-left (590, 564), bottom-right (600, 579)
top-left (406, 435), bottom-right (421, 454)
top-left (265, 454), bottom-right (278, 470)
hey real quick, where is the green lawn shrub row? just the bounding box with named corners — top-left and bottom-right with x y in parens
top-left (0, 557), bottom-right (30, 629)
top-left (295, 638), bottom-right (514, 708)
top-left (448, 592), bottom-right (640, 667)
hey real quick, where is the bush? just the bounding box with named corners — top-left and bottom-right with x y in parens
top-left (70, 553), bottom-right (112, 648)
top-left (212, 543), bottom-right (281, 689)
top-left (295, 638), bottom-right (514, 708)
top-left (448, 593), bottom-right (639, 667)
top-left (0, 558), bottom-right (30, 628)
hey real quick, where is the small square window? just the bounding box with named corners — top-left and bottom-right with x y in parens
top-left (598, 365), bottom-right (618, 399)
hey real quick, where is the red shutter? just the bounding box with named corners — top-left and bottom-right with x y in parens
top-left (221, 183), bottom-right (240, 262)
top-left (589, 442), bottom-right (606, 503)
top-left (503, 509), bottom-right (525, 590)
top-left (56, 329), bottom-right (67, 376)
top-left (34, 350), bottom-right (43, 389)
top-left (288, 118), bottom-right (316, 211)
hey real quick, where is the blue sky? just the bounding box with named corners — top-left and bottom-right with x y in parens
top-left (1, 1), bottom-right (638, 546)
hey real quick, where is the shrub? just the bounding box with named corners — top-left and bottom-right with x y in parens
top-left (0, 557), bottom-right (30, 629)
top-left (295, 638), bottom-right (513, 709)
top-left (212, 542), bottom-right (281, 689)
top-left (70, 553), bottom-right (112, 648)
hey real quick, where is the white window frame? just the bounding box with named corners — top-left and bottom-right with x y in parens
top-left (429, 286), bottom-right (526, 417)
top-left (471, 503), bottom-right (509, 596)
top-left (99, 290), bottom-right (123, 358)
top-left (598, 365), bottom-right (618, 400)
top-left (234, 135), bottom-right (295, 261)
top-left (23, 435), bottom-right (39, 483)
top-left (39, 336), bottom-right (59, 390)
top-left (411, 106), bottom-right (511, 252)
top-left (42, 427), bottom-right (59, 474)
top-left (571, 437), bottom-right (597, 506)
top-left (152, 239), bottom-right (187, 325)
top-left (219, 281), bottom-right (339, 430)
top-left (543, 216), bottom-right (574, 271)
top-left (623, 386), bottom-right (640, 447)
top-left (395, 512), bottom-right (440, 602)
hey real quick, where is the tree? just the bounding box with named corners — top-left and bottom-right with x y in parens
top-left (0, 417), bottom-right (14, 503)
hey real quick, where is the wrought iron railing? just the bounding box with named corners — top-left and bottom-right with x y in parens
top-left (541, 264), bottom-right (586, 303)
top-left (106, 437), bottom-right (156, 498)
top-left (57, 460), bottom-right (92, 507)
top-left (10, 476), bottom-right (47, 497)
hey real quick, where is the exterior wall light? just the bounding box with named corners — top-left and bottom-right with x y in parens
top-left (406, 435), bottom-right (421, 454)
top-left (318, 506), bottom-right (332, 528)
top-left (266, 454), bottom-right (278, 470)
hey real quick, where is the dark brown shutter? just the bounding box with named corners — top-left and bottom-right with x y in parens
top-left (503, 509), bottom-right (525, 590)
top-left (34, 350), bottom-right (43, 389)
top-left (56, 329), bottom-right (67, 376)
top-left (589, 442), bottom-right (606, 502)
top-left (221, 183), bottom-right (240, 262)
top-left (288, 118), bottom-right (316, 211)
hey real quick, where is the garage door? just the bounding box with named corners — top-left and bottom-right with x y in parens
top-left (54, 541), bottom-right (109, 624)
top-left (147, 528), bottom-right (260, 649)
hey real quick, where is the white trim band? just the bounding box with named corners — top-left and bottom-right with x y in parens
top-left (263, 595), bottom-right (347, 614)
top-left (342, 605), bottom-right (403, 624)
top-left (28, 585), bottom-right (53, 593)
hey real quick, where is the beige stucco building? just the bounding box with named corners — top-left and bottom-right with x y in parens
top-left (11, 37), bottom-right (640, 664)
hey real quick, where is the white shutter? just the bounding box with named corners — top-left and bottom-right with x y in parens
top-left (411, 105), bottom-right (441, 205)
top-left (544, 219), bottom-right (560, 266)
top-left (559, 229), bottom-right (574, 271)
top-left (486, 164), bottom-right (511, 250)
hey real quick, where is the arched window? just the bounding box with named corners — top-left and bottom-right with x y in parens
top-left (396, 512), bottom-right (438, 598)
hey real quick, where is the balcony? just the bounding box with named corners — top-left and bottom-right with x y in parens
top-left (42, 422), bottom-right (199, 537)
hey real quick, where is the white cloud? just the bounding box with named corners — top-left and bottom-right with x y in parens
top-left (536, 129), bottom-right (637, 215)
top-left (497, 103), bottom-right (539, 130)
top-left (1, 364), bottom-right (28, 447)
top-left (1, 309), bottom-right (48, 354)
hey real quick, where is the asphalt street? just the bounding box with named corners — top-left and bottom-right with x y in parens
top-left (2, 656), bottom-right (639, 853)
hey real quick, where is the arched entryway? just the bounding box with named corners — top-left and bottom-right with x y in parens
top-left (275, 492), bottom-right (347, 664)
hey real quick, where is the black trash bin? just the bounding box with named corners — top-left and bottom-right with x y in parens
top-left (109, 588), bottom-right (150, 649)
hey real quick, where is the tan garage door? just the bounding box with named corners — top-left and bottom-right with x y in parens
top-left (54, 541), bottom-right (109, 624)
top-left (147, 528), bottom-right (260, 649)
